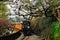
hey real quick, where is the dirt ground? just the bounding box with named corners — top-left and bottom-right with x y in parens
top-left (16, 26), bottom-right (50, 40)
top-left (16, 33), bottom-right (41, 40)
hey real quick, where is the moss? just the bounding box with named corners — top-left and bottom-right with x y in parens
top-left (50, 21), bottom-right (60, 40)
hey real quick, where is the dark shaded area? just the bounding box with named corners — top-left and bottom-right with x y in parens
top-left (22, 21), bottom-right (33, 36)
top-left (0, 0), bottom-right (8, 1)
top-left (0, 30), bottom-right (21, 40)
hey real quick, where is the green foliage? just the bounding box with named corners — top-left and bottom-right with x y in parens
top-left (50, 21), bottom-right (60, 40)
top-left (0, 5), bottom-right (7, 13)
top-left (30, 17), bottom-right (51, 36)
top-left (22, 0), bottom-right (58, 17)
top-left (0, 2), bottom-right (8, 19)
top-left (33, 0), bottom-right (58, 16)
top-left (51, 0), bottom-right (58, 6)
top-left (0, 2), bottom-right (7, 13)
top-left (25, 0), bottom-right (30, 3)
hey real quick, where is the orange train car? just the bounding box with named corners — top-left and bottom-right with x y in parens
top-left (11, 23), bottom-right (23, 31)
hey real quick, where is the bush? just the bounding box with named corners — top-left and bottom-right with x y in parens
top-left (0, 18), bottom-right (11, 35)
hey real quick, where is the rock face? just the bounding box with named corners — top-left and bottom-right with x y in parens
top-left (30, 17), bottom-right (51, 35)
